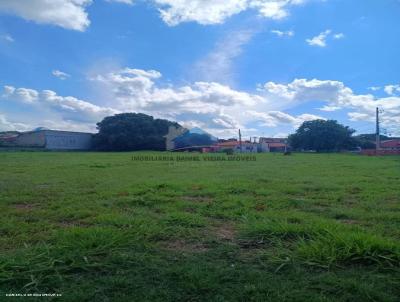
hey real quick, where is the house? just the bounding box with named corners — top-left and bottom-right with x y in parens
top-left (259, 137), bottom-right (288, 152)
top-left (215, 141), bottom-right (264, 153)
top-left (167, 133), bottom-right (289, 153)
top-left (259, 137), bottom-right (287, 144)
top-left (268, 142), bottom-right (287, 152)
top-left (380, 139), bottom-right (400, 150)
top-left (0, 128), bottom-right (93, 150)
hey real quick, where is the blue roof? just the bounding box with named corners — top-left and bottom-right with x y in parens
top-left (188, 127), bottom-right (218, 141)
top-left (33, 127), bottom-right (50, 132)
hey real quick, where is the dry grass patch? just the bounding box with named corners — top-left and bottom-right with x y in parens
top-left (161, 239), bottom-right (209, 253)
top-left (117, 191), bottom-right (129, 197)
top-left (214, 223), bottom-right (236, 242)
top-left (36, 183), bottom-right (51, 189)
top-left (182, 195), bottom-right (213, 203)
top-left (340, 219), bottom-right (360, 225)
top-left (57, 220), bottom-right (92, 228)
top-left (12, 203), bottom-right (38, 211)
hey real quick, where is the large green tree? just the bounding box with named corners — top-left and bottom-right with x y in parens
top-left (288, 119), bottom-right (356, 152)
top-left (93, 113), bottom-right (181, 151)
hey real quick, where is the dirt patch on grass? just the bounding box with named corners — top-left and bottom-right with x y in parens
top-left (36, 183), bottom-right (50, 189)
top-left (339, 219), bottom-right (360, 225)
top-left (214, 223), bottom-right (236, 242)
top-left (57, 220), bottom-right (92, 228)
top-left (346, 186), bottom-right (362, 194)
top-left (152, 208), bottom-right (165, 214)
top-left (184, 207), bottom-right (197, 213)
top-left (237, 238), bottom-right (269, 249)
top-left (117, 191), bottom-right (129, 197)
top-left (12, 203), bottom-right (38, 211)
top-left (254, 204), bottom-right (266, 212)
top-left (182, 195), bottom-right (213, 203)
top-left (161, 240), bottom-right (209, 253)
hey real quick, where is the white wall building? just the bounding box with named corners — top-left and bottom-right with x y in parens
top-left (1, 129), bottom-right (93, 150)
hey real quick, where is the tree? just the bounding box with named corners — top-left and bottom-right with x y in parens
top-left (355, 133), bottom-right (390, 141)
top-left (288, 119), bottom-right (356, 152)
top-left (93, 113), bottom-right (181, 151)
top-left (353, 134), bottom-right (377, 150)
top-left (174, 132), bottom-right (213, 149)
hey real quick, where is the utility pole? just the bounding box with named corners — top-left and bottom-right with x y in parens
top-left (376, 107), bottom-right (380, 152)
top-left (239, 129), bottom-right (242, 153)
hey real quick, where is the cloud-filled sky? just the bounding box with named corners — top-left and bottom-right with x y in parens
top-left (0, 0), bottom-right (399, 138)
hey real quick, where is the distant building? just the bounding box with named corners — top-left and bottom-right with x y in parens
top-left (165, 133), bottom-right (289, 153)
top-left (168, 127), bottom-right (218, 151)
top-left (259, 137), bottom-right (288, 152)
top-left (267, 142), bottom-right (287, 152)
top-left (380, 139), bottom-right (400, 150)
top-left (216, 141), bottom-right (243, 152)
top-left (259, 137), bottom-right (287, 144)
top-left (0, 129), bottom-right (93, 150)
top-left (165, 126), bottom-right (188, 151)
top-left (215, 141), bottom-right (268, 153)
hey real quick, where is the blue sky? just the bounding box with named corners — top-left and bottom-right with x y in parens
top-left (0, 0), bottom-right (399, 138)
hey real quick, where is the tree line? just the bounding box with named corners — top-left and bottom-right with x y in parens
top-left (93, 113), bottom-right (380, 152)
top-left (92, 113), bottom-right (212, 151)
top-left (288, 119), bottom-right (379, 152)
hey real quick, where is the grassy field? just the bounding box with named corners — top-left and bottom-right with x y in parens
top-left (0, 152), bottom-right (399, 301)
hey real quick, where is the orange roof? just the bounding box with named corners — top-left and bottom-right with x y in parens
top-left (216, 141), bottom-right (257, 147)
top-left (216, 141), bottom-right (240, 147)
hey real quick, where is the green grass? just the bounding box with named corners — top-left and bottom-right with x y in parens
top-left (0, 152), bottom-right (399, 301)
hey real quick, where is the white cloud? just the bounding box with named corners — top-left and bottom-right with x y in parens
top-left (90, 67), bottom-right (269, 135)
top-left (52, 70), bottom-right (71, 80)
top-left (250, 0), bottom-right (306, 19)
top-left (333, 33), bottom-right (344, 39)
top-left (152, 0), bottom-right (306, 26)
top-left (271, 29), bottom-right (294, 37)
top-left (153, 0), bottom-right (247, 26)
top-left (263, 78), bottom-right (348, 105)
top-left (306, 29), bottom-right (331, 47)
top-left (261, 78), bottom-right (400, 136)
top-left (106, 0), bottom-right (134, 4)
top-left (306, 30), bottom-right (345, 47)
top-left (90, 69), bottom-right (400, 136)
top-left (89, 67), bottom-right (334, 136)
top-left (247, 110), bottom-right (324, 127)
top-left (318, 105), bottom-right (341, 112)
top-left (3, 68), bottom-right (399, 136)
top-left (92, 67), bottom-right (264, 110)
top-left (2, 86), bottom-right (117, 130)
top-left (0, 114), bottom-right (30, 131)
top-left (1, 34), bottom-right (14, 42)
top-left (0, 0), bottom-right (92, 31)
top-left (0, 0), bottom-right (311, 30)
top-left (2, 86), bottom-right (38, 103)
top-left (194, 29), bottom-right (256, 84)
top-left (368, 86), bottom-right (381, 91)
top-left (348, 112), bottom-right (372, 122)
top-left (384, 84), bottom-right (400, 96)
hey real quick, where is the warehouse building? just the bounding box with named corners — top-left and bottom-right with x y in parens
top-left (0, 128), bottom-right (93, 150)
